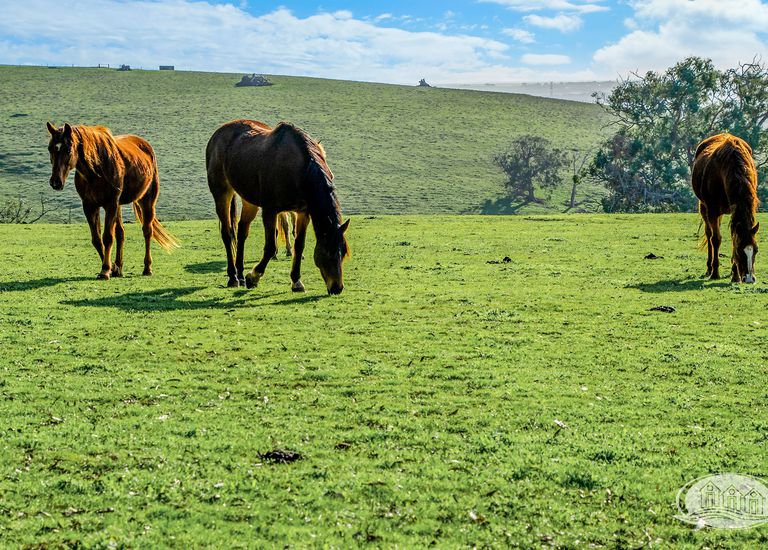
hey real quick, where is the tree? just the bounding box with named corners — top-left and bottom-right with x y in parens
top-left (0, 194), bottom-right (60, 224)
top-left (493, 135), bottom-right (565, 203)
top-left (591, 57), bottom-right (768, 212)
top-left (566, 148), bottom-right (592, 210)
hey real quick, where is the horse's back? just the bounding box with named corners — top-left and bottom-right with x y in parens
top-left (206, 119), bottom-right (308, 209)
top-left (692, 133), bottom-right (756, 209)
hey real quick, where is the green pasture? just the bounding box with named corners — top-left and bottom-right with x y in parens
top-left (1, 214), bottom-right (767, 547)
top-left (0, 66), bottom-right (609, 221)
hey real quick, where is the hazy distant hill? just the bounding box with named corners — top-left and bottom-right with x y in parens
top-left (441, 81), bottom-right (616, 104)
top-left (0, 67), bottom-right (611, 222)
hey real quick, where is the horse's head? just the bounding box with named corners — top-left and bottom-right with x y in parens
top-left (733, 223), bottom-right (760, 283)
top-left (314, 219), bottom-right (350, 295)
top-left (46, 122), bottom-right (77, 190)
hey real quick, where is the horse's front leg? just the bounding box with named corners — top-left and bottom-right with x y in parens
top-left (235, 202), bottom-right (259, 286)
top-left (98, 203), bottom-right (119, 280)
top-left (83, 202), bottom-right (104, 264)
top-left (289, 212), bottom-right (310, 292)
top-left (244, 210), bottom-right (278, 289)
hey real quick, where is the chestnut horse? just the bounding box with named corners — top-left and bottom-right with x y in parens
top-left (692, 133), bottom-right (759, 283)
top-left (276, 211), bottom-right (297, 258)
top-left (46, 122), bottom-right (178, 279)
top-left (206, 120), bottom-right (349, 294)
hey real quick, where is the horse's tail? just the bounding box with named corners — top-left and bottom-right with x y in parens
top-left (132, 203), bottom-right (180, 252)
top-left (229, 195), bottom-right (239, 235)
top-left (697, 215), bottom-right (707, 250)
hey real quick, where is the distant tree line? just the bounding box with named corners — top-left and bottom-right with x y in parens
top-left (494, 57), bottom-right (768, 213)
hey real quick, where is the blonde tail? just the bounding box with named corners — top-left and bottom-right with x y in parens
top-left (132, 203), bottom-right (180, 251)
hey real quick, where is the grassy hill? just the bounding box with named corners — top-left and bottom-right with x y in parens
top-left (1, 215), bottom-right (767, 547)
top-left (0, 66), bottom-right (610, 222)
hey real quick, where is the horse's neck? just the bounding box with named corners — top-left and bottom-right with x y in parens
top-left (76, 134), bottom-right (120, 179)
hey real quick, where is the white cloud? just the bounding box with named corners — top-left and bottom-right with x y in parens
top-left (503, 28), bottom-right (536, 43)
top-left (524, 13), bottom-right (583, 31)
top-left (0, 1), bottom-right (531, 84)
top-left (481, 0), bottom-right (608, 14)
top-left (594, 0), bottom-right (768, 75)
top-left (521, 53), bottom-right (572, 65)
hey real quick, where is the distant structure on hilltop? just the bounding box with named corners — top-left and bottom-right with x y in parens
top-left (418, 78), bottom-right (432, 88)
top-left (159, 65), bottom-right (175, 71)
top-left (236, 74), bottom-right (273, 87)
top-left (117, 64), bottom-right (131, 71)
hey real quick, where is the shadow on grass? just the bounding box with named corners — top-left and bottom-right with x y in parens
top-left (628, 278), bottom-right (732, 293)
top-left (62, 286), bottom-right (235, 312)
top-left (184, 261), bottom-right (228, 274)
top-left (479, 196), bottom-right (528, 215)
top-left (271, 294), bottom-right (326, 306)
top-left (0, 276), bottom-right (92, 292)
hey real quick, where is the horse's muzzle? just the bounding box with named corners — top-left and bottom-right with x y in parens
top-left (744, 274), bottom-right (756, 284)
top-left (50, 178), bottom-right (64, 191)
top-left (327, 283), bottom-right (344, 295)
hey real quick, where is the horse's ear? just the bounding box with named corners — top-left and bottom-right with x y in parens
top-left (63, 123), bottom-right (72, 137)
top-left (752, 222), bottom-right (760, 235)
top-left (46, 122), bottom-right (57, 135)
top-left (340, 219), bottom-right (350, 233)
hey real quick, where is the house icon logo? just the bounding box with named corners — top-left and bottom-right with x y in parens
top-left (676, 473), bottom-right (768, 529)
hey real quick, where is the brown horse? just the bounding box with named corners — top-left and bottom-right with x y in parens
top-left (692, 133), bottom-right (759, 283)
top-left (206, 120), bottom-right (349, 294)
top-left (46, 122), bottom-right (178, 279)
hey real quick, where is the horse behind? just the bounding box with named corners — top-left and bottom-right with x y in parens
top-left (47, 122), bottom-right (179, 279)
top-left (206, 120), bottom-right (349, 295)
top-left (692, 133), bottom-right (759, 283)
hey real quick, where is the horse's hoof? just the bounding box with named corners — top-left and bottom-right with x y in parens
top-left (285, 250), bottom-right (293, 258)
top-left (97, 271), bottom-right (110, 280)
top-left (111, 268), bottom-right (123, 278)
top-left (142, 268), bottom-right (153, 276)
top-left (244, 273), bottom-right (261, 289)
top-left (291, 280), bottom-right (305, 292)
top-left (227, 278), bottom-right (240, 288)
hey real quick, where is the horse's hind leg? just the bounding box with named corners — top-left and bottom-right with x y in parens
top-left (213, 193), bottom-right (239, 287)
top-left (235, 201), bottom-right (259, 285)
top-left (281, 212), bottom-right (293, 257)
top-left (111, 207), bottom-right (125, 277)
top-left (289, 212), bottom-right (310, 292)
top-left (244, 210), bottom-right (278, 289)
top-left (700, 202), bottom-right (713, 277)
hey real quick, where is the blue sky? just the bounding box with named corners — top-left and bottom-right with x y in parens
top-left (1, 1), bottom-right (767, 84)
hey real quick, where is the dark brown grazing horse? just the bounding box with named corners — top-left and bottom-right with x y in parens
top-left (692, 133), bottom-right (759, 283)
top-left (206, 120), bottom-right (350, 294)
top-left (46, 123), bottom-right (179, 279)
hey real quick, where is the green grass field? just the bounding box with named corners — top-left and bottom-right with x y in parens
top-left (0, 66), bottom-right (609, 222)
top-left (1, 215), bottom-right (767, 547)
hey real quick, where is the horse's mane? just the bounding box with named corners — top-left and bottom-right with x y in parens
top-left (274, 122), bottom-right (344, 232)
top-left (72, 124), bottom-right (124, 182)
